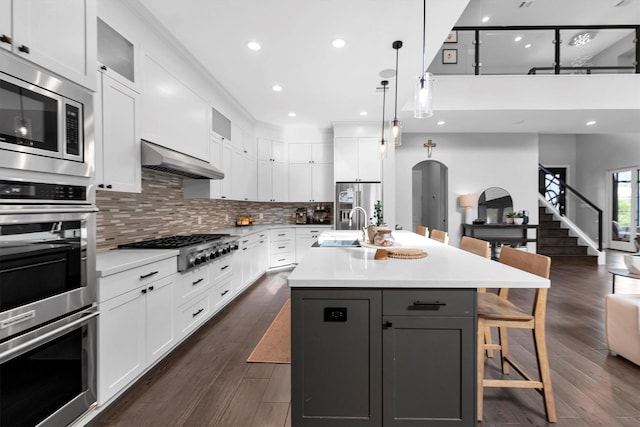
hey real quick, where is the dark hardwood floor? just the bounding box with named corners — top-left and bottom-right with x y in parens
top-left (90, 251), bottom-right (640, 427)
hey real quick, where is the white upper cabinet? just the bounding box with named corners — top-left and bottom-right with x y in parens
top-left (288, 143), bottom-right (334, 202)
top-left (258, 138), bottom-right (288, 163)
top-left (334, 137), bottom-right (381, 182)
top-left (141, 54), bottom-right (209, 161)
top-left (97, 17), bottom-right (139, 92)
top-left (289, 143), bottom-right (333, 164)
top-left (95, 71), bottom-right (141, 193)
top-left (2, 0), bottom-right (96, 90)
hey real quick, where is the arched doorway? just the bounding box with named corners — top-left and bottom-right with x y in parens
top-left (412, 160), bottom-right (448, 233)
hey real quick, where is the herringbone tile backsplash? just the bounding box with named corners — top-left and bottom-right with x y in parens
top-left (96, 170), bottom-right (332, 252)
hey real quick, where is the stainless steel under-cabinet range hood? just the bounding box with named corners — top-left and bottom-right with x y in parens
top-left (141, 140), bottom-right (224, 180)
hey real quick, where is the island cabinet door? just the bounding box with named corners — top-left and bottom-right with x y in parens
top-left (382, 290), bottom-right (477, 426)
top-left (291, 289), bottom-right (382, 427)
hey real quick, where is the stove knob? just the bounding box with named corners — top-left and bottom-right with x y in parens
top-left (232, 244), bottom-right (239, 251)
top-left (188, 256), bottom-right (197, 267)
top-left (221, 247), bottom-right (228, 255)
top-left (194, 255), bottom-right (203, 265)
top-left (205, 252), bottom-right (212, 261)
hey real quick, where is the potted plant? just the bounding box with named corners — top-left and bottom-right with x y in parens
top-left (368, 200), bottom-right (384, 242)
top-left (513, 211), bottom-right (525, 225)
top-left (505, 211), bottom-right (516, 224)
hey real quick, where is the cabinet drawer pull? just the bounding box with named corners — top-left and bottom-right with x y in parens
top-left (192, 278), bottom-right (204, 286)
top-left (221, 265), bottom-right (230, 270)
top-left (148, 286), bottom-right (154, 291)
top-left (278, 258), bottom-right (286, 262)
top-left (0, 34), bottom-right (12, 45)
top-left (192, 308), bottom-right (204, 317)
top-left (18, 44), bottom-right (30, 54)
top-left (277, 246), bottom-right (286, 249)
top-left (242, 239), bottom-right (249, 243)
top-left (383, 321), bottom-right (393, 328)
top-left (141, 289), bottom-right (147, 294)
top-left (221, 290), bottom-right (229, 296)
top-left (310, 230), bottom-right (319, 233)
top-left (411, 301), bottom-right (446, 310)
top-left (243, 247), bottom-right (247, 251)
top-left (140, 271), bottom-right (159, 279)
top-left (277, 233), bottom-right (286, 236)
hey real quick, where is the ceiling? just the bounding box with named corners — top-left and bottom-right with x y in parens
top-left (137, 0), bottom-right (640, 135)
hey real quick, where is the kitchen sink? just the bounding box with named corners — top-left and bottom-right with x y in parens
top-left (317, 240), bottom-right (361, 247)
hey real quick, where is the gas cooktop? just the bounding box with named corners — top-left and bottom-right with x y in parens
top-left (118, 234), bottom-right (230, 249)
top-left (118, 233), bottom-right (238, 272)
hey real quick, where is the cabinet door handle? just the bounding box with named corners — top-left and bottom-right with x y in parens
top-left (243, 247), bottom-right (247, 251)
top-left (192, 308), bottom-right (204, 317)
top-left (412, 301), bottom-right (446, 310)
top-left (1, 34), bottom-right (13, 44)
top-left (221, 265), bottom-right (230, 270)
top-left (221, 290), bottom-right (229, 296)
top-left (98, 184), bottom-right (105, 188)
top-left (140, 271), bottom-right (159, 279)
top-left (277, 246), bottom-right (285, 249)
top-left (18, 44), bottom-right (30, 54)
top-left (192, 278), bottom-right (204, 286)
top-left (106, 184), bottom-right (113, 189)
top-left (383, 321), bottom-right (393, 328)
top-left (100, 65), bottom-right (107, 71)
top-left (141, 289), bottom-right (147, 294)
top-left (148, 286), bottom-right (154, 291)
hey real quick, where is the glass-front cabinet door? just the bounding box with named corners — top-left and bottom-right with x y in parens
top-left (610, 168), bottom-right (639, 252)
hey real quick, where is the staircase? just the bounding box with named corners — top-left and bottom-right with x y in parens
top-left (537, 207), bottom-right (598, 265)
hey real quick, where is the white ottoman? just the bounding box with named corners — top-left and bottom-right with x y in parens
top-left (605, 293), bottom-right (640, 366)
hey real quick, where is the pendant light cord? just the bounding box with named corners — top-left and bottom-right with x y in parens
top-left (394, 46), bottom-right (399, 119)
top-left (421, 0), bottom-right (426, 81)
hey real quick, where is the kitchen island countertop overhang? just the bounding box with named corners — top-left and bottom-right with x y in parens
top-left (288, 230), bottom-right (550, 289)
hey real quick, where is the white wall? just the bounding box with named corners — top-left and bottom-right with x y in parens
top-left (395, 133), bottom-right (540, 247)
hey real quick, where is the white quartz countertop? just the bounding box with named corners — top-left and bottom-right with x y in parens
top-left (288, 230), bottom-right (550, 289)
top-left (96, 249), bottom-right (179, 277)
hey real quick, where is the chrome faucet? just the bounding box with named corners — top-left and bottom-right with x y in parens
top-left (349, 206), bottom-right (369, 241)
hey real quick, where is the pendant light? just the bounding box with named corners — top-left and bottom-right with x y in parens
top-left (379, 80), bottom-right (389, 158)
top-left (390, 40), bottom-right (403, 146)
top-left (414, 0), bottom-right (433, 118)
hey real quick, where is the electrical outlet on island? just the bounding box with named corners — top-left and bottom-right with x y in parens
top-left (259, 213), bottom-right (264, 219)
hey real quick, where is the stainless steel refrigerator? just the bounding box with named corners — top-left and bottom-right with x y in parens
top-left (335, 182), bottom-right (382, 230)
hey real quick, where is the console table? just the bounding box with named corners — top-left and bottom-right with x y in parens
top-left (462, 223), bottom-right (538, 259)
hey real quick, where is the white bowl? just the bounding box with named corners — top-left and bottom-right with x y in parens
top-left (623, 254), bottom-right (640, 274)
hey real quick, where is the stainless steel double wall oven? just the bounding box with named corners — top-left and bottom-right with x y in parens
top-left (0, 53), bottom-right (97, 426)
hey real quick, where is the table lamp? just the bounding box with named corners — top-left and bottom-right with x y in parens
top-left (459, 194), bottom-right (477, 224)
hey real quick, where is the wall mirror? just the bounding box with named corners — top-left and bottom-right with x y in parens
top-left (478, 187), bottom-right (512, 224)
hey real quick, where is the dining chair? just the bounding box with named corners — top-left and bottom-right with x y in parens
top-left (430, 229), bottom-right (449, 244)
top-left (415, 225), bottom-right (428, 237)
top-left (476, 246), bottom-right (556, 423)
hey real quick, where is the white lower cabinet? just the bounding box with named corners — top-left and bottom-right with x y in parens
top-left (233, 231), bottom-right (267, 292)
top-left (269, 228), bottom-right (295, 268)
top-left (98, 269), bottom-right (175, 405)
top-left (295, 226), bottom-right (332, 263)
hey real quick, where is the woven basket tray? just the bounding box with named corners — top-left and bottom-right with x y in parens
top-left (387, 248), bottom-right (428, 259)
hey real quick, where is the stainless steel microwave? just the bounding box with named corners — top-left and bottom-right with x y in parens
top-left (0, 55), bottom-right (94, 178)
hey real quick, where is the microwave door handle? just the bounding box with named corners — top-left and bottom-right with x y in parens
top-left (0, 310), bottom-right (98, 364)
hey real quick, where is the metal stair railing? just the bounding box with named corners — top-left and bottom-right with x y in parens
top-left (539, 164), bottom-right (603, 251)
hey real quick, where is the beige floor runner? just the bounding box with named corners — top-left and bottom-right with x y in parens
top-left (247, 299), bottom-right (291, 363)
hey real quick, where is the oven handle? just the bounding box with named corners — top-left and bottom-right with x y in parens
top-left (0, 206), bottom-right (99, 215)
top-left (0, 309), bottom-right (99, 364)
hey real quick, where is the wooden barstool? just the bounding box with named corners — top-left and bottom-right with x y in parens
top-left (476, 246), bottom-right (556, 422)
top-left (415, 225), bottom-right (429, 237)
top-left (430, 229), bottom-right (449, 244)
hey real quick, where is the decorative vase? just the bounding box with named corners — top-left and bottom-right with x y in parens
top-left (367, 225), bottom-right (380, 243)
top-left (514, 218), bottom-right (524, 225)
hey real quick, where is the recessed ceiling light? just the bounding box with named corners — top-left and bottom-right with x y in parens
top-left (525, 43), bottom-right (532, 48)
top-left (360, 111), bottom-right (368, 116)
top-left (332, 38), bottom-right (346, 48)
top-left (288, 112), bottom-right (296, 117)
top-left (482, 16), bottom-right (490, 23)
top-left (437, 120), bottom-right (445, 126)
top-left (514, 36), bottom-right (523, 42)
top-left (247, 41), bottom-right (261, 51)
top-left (272, 85), bottom-right (283, 92)
top-left (586, 120), bottom-right (597, 126)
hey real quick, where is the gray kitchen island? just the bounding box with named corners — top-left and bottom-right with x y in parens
top-left (288, 231), bottom-right (549, 426)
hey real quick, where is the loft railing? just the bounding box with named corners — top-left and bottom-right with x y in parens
top-left (539, 164), bottom-right (603, 251)
top-left (428, 25), bottom-right (640, 76)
